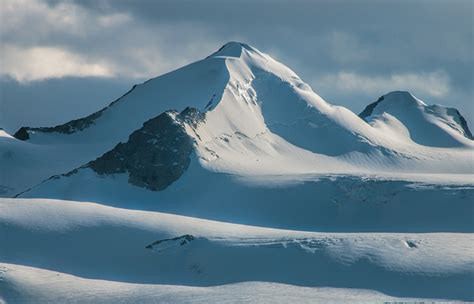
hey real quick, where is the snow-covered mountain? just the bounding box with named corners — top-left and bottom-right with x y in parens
top-left (3, 42), bottom-right (473, 197)
top-left (1, 42), bottom-right (473, 302)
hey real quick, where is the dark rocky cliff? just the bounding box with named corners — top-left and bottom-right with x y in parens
top-left (86, 107), bottom-right (204, 191)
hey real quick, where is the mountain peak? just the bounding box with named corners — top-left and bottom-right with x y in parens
top-left (383, 91), bottom-right (426, 106)
top-left (208, 41), bottom-right (260, 58)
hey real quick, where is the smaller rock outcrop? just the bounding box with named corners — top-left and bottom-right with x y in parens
top-left (13, 127), bottom-right (30, 140)
top-left (145, 234), bottom-right (195, 251)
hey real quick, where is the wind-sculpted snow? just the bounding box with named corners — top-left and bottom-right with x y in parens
top-left (0, 265), bottom-right (436, 304)
top-left (0, 199), bottom-right (473, 301)
top-left (21, 158), bottom-right (474, 232)
top-left (251, 71), bottom-right (374, 156)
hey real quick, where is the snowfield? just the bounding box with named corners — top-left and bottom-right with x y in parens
top-left (19, 160), bottom-right (474, 233)
top-left (0, 199), bottom-right (473, 302)
top-left (1, 42), bottom-right (473, 302)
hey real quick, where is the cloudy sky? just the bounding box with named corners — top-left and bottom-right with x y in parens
top-left (1, 0), bottom-right (473, 133)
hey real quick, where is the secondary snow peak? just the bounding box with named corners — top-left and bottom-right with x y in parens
top-left (359, 91), bottom-right (425, 120)
top-left (360, 91), bottom-right (473, 146)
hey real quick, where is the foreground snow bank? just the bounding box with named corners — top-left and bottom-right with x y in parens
top-left (0, 263), bottom-right (434, 304)
top-left (0, 198), bottom-right (473, 301)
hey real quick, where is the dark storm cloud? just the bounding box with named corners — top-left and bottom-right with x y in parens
top-left (1, 0), bottom-right (472, 131)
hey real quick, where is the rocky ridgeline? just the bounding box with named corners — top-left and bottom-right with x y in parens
top-left (13, 85), bottom-right (138, 140)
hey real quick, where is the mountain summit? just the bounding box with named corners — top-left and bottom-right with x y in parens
top-left (208, 41), bottom-right (262, 58)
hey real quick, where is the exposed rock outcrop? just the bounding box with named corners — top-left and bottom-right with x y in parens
top-left (87, 107), bottom-right (204, 191)
top-left (145, 234), bottom-right (195, 251)
top-left (12, 127), bottom-right (30, 140)
top-left (359, 96), bottom-right (384, 120)
top-left (450, 109), bottom-right (473, 140)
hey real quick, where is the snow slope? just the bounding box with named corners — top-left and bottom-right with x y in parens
top-left (0, 198), bottom-right (472, 302)
top-left (21, 155), bottom-right (474, 233)
top-left (0, 129), bottom-right (105, 198)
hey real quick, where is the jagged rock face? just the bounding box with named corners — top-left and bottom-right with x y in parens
top-left (452, 109), bottom-right (473, 140)
top-left (359, 96), bottom-right (384, 120)
top-left (88, 107), bottom-right (204, 191)
top-left (13, 127), bottom-right (30, 140)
